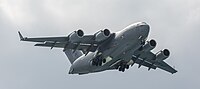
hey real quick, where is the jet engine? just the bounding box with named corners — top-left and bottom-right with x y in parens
top-left (95, 29), bottom-right (110, 42)
top-left (69, 29), bottom-right (84, 42)
top-left (142, 39), bottom-right (156, 52)
top-left (156, 49), bottom-right (170, 61)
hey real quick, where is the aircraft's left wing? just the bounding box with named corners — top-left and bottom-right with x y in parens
top-left (18, 31), bottom-right (68, 42)
top-left (18, 29), bottom-right (114, 53)
top-left (34, 42), bottom-right (98, 52)
top-left (18, 31), bottom-right (96, 43)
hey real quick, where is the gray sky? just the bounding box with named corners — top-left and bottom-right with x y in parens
top-left (0, 0), bottom-right (200, 89)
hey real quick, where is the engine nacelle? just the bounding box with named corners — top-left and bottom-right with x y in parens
top-left (156, 49), bottom-right (170, 61)
top-left (95, 29), bottom-right (110, 42)
top-left (69, 29), bottom-right (84, 42)
top-left (142, 39), bottom-right (156, 52)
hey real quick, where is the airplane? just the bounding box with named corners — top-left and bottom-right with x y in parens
top-left (18, 22), bottom-right (177, 75)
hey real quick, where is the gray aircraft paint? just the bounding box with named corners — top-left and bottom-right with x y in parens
top-left (1, 0), bottom-right (200, 89)
top-left (19, 22), bottom-right (176, 75)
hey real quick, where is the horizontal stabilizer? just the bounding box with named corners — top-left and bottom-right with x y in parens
top-left (64, 49), bottom-right (83, 64)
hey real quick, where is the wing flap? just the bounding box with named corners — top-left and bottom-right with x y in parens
top-left (134, 58), bottom-right (157, 69)
top-left (35, 42), bottom-right (98, 52)
top-left (23, 37), bottom-right (68, 42)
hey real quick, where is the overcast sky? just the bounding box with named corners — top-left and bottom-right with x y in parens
top-left (0, 0), bottom-right (200, 89)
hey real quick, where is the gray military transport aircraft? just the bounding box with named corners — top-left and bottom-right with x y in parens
top-left (18, 22), bottom-right (177, 75)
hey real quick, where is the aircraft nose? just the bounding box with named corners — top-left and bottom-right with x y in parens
top-left (139, 22), bottom-right (149, 29)
top-left (139, 22), bottom-right (148, 25)
top-left (137, 22), bottom-right (150, 38)
top-left (139, 22), bottom-right (149, 31)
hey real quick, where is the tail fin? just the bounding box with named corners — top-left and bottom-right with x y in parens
top-left (64, 49), bottom-right (83, 64)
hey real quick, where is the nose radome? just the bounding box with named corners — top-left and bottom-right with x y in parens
top-left (140, 22), bottom-right (148, 25)
top-left (138, 22), bottom-right (150, 38)
top-left (140, 22), bottom-right (150, 31)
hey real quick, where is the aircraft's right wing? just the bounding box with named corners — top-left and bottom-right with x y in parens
top-left (131, 51), bottom-right (177, 74)
top-left (154, 61), bottom-right (177, 74)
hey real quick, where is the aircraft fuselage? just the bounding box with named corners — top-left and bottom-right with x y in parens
top-left (69, 22), bottom-right (150, 74)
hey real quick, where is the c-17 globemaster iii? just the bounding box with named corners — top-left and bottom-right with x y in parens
top-left (18, 22), bottom-right (177, 75)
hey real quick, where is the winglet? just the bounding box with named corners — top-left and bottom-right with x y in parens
top-left (18, 31), bottom-right (24, 41)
